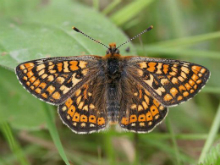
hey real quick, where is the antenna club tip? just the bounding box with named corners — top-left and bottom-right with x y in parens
top-left (150, 25), bottom-right (154, 29)
top-left (72, 26), bottom-right (80, 32)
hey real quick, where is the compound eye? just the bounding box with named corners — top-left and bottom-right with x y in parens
top-left (106, 49), bottom-right (110, 54)
top-left (115, 49), bottom-right (120, 54)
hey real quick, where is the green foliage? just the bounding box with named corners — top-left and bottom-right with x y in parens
top-left (199, 103), bottom-right (220, 163)
top-left (0, 122), bottom-right (29, 165)
top-left (0, 0), bottom-right (220, 165)
top-left (0, 67), bottom-right (47, 130)
top-left (198, 144), bottom-right (220, 165)
top-left (110, 0), bottom-right (154, 26)
top-left (0, 0), bottom-right (135, 69)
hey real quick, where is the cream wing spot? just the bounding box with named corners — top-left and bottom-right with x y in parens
top-left (19, 64), bottom-right (25, 70)
top-left (156, 63), bottom-right (163, 74)
top-left (41, 74), bottom-right (48, 79)
top-left (83, 105), bottom-right (88, 111)
top-left (154, 87), bottom-right (165, 96)
top-left (79, 61), bottom-right (87, 68)
top-left (62, 106), bottom-right (67, 111)
top-left (47, 75), bottom-right (54, 82)
top-left (75, 89), bottom-right (81, 97)
top-left (38, 69), bottom-right (45, 76)
top-left (161, 78), bottom-right (169, 85)
top-left (76, 96), bottom-right (82, 105)
top-left (181, 72), bottom-right (187, 79)
top-left (56, 77), bottom-right (65, 84)
top-left (137, 69), bottom-right (144, 76)
top-left (82, 69), bottom-right (88, 75)
top-left (60, 85), bottom-right (71, 94)
top-left (89, 104), bottom-right (95, 109)
top-left (36, 64), bottom-right (45, 71)
top-left (181, 66), bottom-right (190, 74)
top-left (138, 105), bottom-right (143, 111)
top-left (200, 68), bottom-right (206, 73)
top-left (138, 62), bottom-right (147, 68)
top-left (72, 73), bottom-right (82, 85)
top-left (131, 104), bottom-right (137, 109)
top-left (63, 61), bottom-right (70, 72)
top-left (171, 77), bottom-right (179, 84)
top-left (23, 69), bottom-right (27, 73)
top-left (78, 102), bottom-right (84, 109)
top-left (144, 74), bottom-right (154, 87)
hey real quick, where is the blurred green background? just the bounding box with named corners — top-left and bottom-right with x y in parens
top-left (0, 0), bottom-right (220, 165)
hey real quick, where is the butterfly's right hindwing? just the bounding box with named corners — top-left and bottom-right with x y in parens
top-left (58, 76), bottom-right (108, 134)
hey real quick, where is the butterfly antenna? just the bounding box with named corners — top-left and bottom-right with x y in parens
top-left (72, 26), bottom-right (109, 49)
top-left (117, 25), bottom-right (154, 49)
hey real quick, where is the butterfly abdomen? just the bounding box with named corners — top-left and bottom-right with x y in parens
top-left (106, 85), bottom-right (120, 122)
top-left (105, 57), bottom-right (122, 122)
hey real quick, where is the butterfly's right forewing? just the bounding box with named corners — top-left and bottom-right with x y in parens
top-left (58, 75), bottom-right (108, 134)
top-left (16, 56), bottom-right (101, 105)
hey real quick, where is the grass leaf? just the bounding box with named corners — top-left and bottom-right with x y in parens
top-left (43, 103), bottom-right (70, 165)
top-left (152, 31), bottom-right (220, 48)
top-left (198, 144), bottom-right (220, 165)
top-left (0, 122), bottom-right (30, 165)
top-left (136, 46), bottom-right (220, 59)
top-left (199, 103), bottom-right (220, 163)
top-left (102, 0), bottom-right (121, 15)
top-left (166, 118), bottom-right (181, 165)
top-left (110, 0), bottom-right (154, 26)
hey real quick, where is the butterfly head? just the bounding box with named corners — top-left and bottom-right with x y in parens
top-left (106, 43), bottom-right (120, 56)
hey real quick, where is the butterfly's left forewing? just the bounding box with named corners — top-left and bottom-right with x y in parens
top-left (16, 56), bottom-right (101, 105)
top-left (125, 57), bottom-right (210, 107)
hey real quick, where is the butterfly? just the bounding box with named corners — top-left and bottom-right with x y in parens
top-left (15, 26), bottom-right (210, 134)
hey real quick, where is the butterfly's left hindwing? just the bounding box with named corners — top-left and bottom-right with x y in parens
top-left (58, 76), bottom-right (108, 134)
top-left (15, 56), bottom-right (101, 105)
top-left (119, 76), bottom-right (168, 133)
top-left (125, 57), bottom-right (210, 106)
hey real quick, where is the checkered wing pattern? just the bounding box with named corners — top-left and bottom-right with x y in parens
top-left (126, 57), bottom-right (210, 106)
top-left (16, 56), bottom-right (101, 105)
top-left (119, 77), bottom-right (168, 133)
top-left (58, 76), bottom-right (108, 134)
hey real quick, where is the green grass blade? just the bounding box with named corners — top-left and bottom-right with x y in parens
top-left (93, 0), bottom-right (99, 10)
top-left (198, 144), bottom-right (220, 165)
top-left (198, 103), bottom-right (220, 163)
top-left (0, 122), bottom-right (30, 165)
top-left (42, 103), bottom-right (70, 165)
top-left (0, 156), bottom-right (11, 165)
top-left (142, 138), bottom-right (193, 163)
top-left (202, 87), bottom-right (220, 94)
top-left (110, 0), bottom-right (154, 26)
top-left (104, 131), bottom-right (116, 165)
top-left (152, 31), bottom-right (220, 48)
top-left (166, 0), bottom-right (185, 38)
top-left (122, 18), bottom-right (141, 30)
top-left (136, 46), bottom-right (220, 59)
top-left (166, 118), bottom-right (181, 165)
top-left (102, 0), bottom-right (121, 15)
